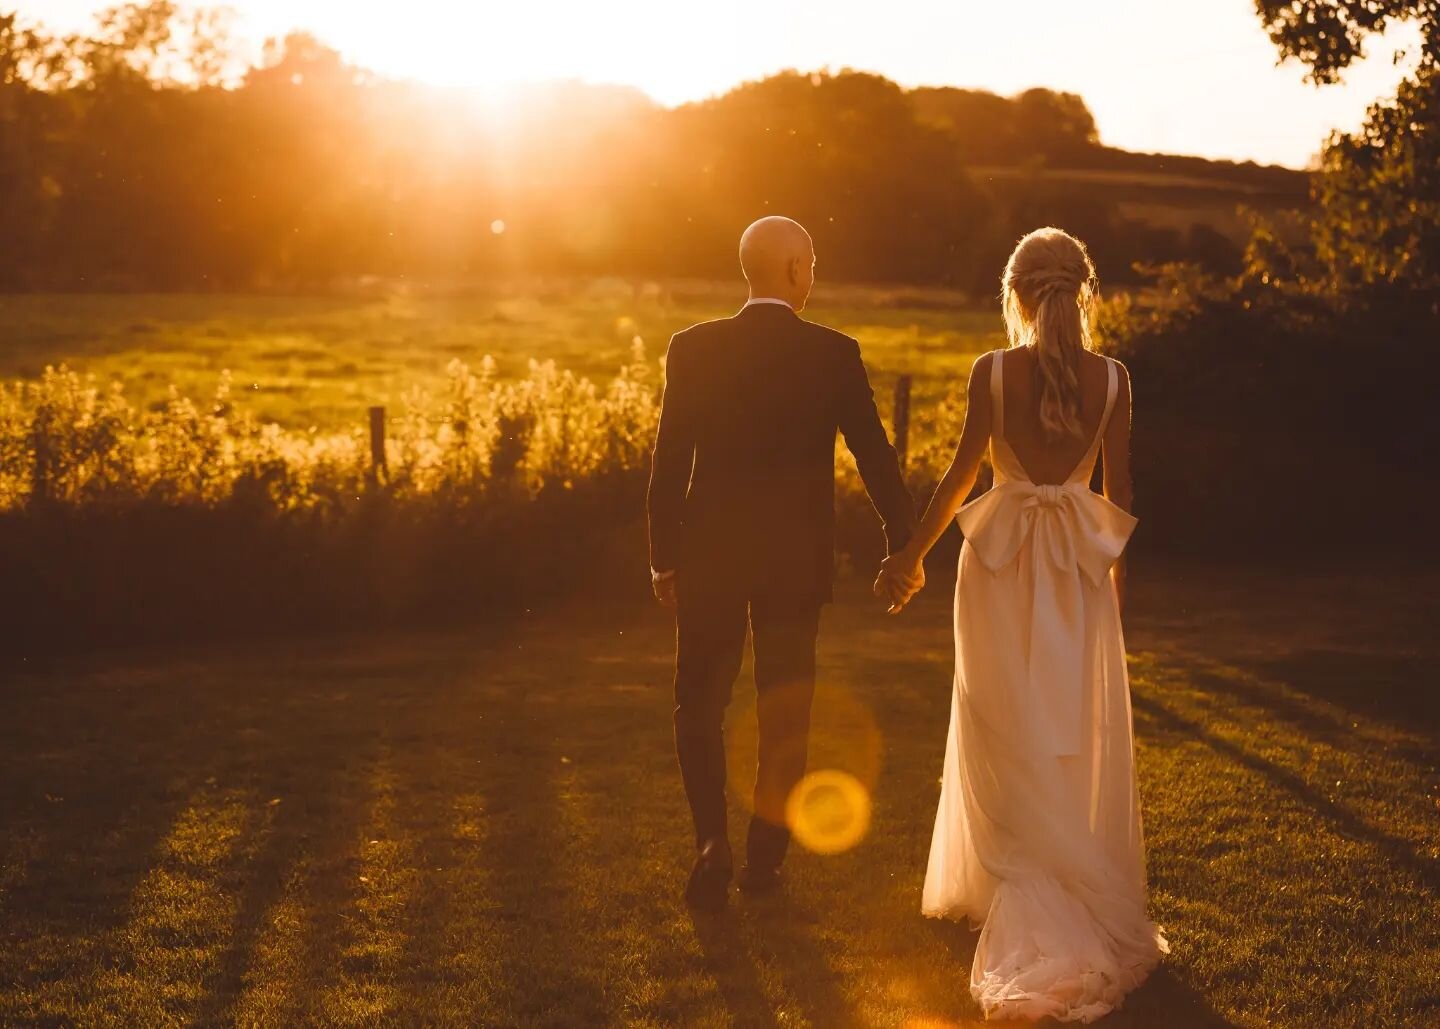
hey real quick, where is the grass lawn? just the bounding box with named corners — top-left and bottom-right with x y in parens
top-left (1, 563), bottom-right (1437, 1027)
top-left (0, 283), bottom-right (1001, 429)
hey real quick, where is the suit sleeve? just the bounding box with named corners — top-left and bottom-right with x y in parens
top-left (837, 338), bottom-right (917, 554)
top-left (646, 334), bottom-right (695, 573)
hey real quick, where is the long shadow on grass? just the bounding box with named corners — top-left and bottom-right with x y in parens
top-left (388, 717), bottom-right (514, 1022)
top-left (400, 744), bottom-right (527, 1021)
top-left (1130, 637), bottom-right (1439, 764)
top-left (688, 911), bottom-right (781, 1027)
top-left (1132, 692), bottom-right (1440, 896)
top-left (687, 897), bottom-right (858, 1025)
top-left (0, 669), bottom-right (244, 999)
top-left (751, 898), bottom-right (857, 1023)
top-left (190, 693), bottom-right (386, 1023)
top-left (913, 917), bottom-right (982, 1019)
top-left (1175, 654), bottom-right (1440, 771)
top-left (1105, 966), bottom-right (1239, 1028)
top-left (406, 662), bottom-right (607, 1025)
top-left (1230, 649), bottom-right (1440, 739)
top-left (1175, 659), bottom-right (1434, 765)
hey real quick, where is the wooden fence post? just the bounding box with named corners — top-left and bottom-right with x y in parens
top-left (368, 405), bottom-right (387, 487)
top-left (893, 374), bottom-right (912, 470)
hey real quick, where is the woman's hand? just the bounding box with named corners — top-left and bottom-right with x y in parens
top-left (873, 549), bottom-right (926, 614)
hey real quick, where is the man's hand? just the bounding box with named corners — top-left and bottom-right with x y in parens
top-left (873, 552), bottom-right (925, 614)
top-left (652, 570), bottom-right (677, 609)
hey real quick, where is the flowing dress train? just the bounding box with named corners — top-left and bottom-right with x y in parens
top-left (922, 350), bottom-right (1168, 1022)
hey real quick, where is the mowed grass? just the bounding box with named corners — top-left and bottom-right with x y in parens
top-left (1, 564), bottom-right (1437, 1027)
top-left (0, 283), bottom-right (1002, 428)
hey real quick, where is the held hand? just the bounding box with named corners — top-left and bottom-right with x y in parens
top-left (873, 551), bottom-right (925, 614)
top-left (877, 566), bottom-right (924, 614)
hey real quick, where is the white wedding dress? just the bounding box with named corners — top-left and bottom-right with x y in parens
top-left (922, 350), bottom-right (1168, 1022)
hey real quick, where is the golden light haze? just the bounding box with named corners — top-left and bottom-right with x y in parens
top-left (26, 0), bottom-right (1425, 166)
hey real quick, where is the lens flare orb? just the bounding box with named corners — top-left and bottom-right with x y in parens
top-left (785, 769), bottom-right (871, 855)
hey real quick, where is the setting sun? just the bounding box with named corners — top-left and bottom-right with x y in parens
top-left (33, 0), bottom-right (1424, 165)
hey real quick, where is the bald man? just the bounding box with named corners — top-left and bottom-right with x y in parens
top-left (648, 216), bottom-right (916, 909)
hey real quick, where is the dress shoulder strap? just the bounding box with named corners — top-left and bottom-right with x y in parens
top-left (1067, 357), bottom-right (1119, 484)
top-left (1100, 356), bottom-right (1119, 430)
top-left (989, 349), bottom-right (1005, 440)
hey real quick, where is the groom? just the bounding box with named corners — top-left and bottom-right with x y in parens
top-left (648, 216), bottom-right (917, 909)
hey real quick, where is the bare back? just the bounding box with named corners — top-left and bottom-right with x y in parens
top-left (993, 346), bottom-right (1122, 486)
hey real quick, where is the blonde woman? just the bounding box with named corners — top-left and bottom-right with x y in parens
top-left (876, 228), bottom-right (1168, 1021)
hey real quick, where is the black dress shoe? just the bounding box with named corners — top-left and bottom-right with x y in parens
top-left (685, 840), bottom-right (733, 910)
top-left (738, 863), bottom-right (782, 896)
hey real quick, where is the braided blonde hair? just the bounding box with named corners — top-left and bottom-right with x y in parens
top-left (1001, 227), bottom-right (1099, 439)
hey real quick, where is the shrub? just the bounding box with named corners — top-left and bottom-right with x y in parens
top-left (1095, 265), bottom-right (1437, 553)
top-left (0, 347), bottom-right (666, 654)
top-left (0, 341), bottom-right (925, 655)
top-left (0, 340), bottom-right (662, 514)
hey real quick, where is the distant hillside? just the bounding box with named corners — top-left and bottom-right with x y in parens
top-left (910, 85), bottom-right (1306, 189)
top-left (912, 86), bottom-right (1312, 263)
top-left (968, 157), bottom-right (1311, 255)
top-left (1058, 145), bottom-right (1308, 194)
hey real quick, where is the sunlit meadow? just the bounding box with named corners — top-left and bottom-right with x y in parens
top-left (0, 284), bottom-right (993, 516)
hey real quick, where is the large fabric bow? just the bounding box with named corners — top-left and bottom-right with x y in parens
top-left (957, 481), bottom-right (1137, 756)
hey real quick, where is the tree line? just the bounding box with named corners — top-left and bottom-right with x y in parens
top-left (0, 2), bottom-right (1306, 294)
top-left (1100, 0), bottom-right (1440, 555)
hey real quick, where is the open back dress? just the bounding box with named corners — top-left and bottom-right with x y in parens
top-left (921, 348), bottom-right (1169, 1022)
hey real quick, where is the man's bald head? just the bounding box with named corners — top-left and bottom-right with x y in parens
top-left (739, 216), bottom-right (816, 311)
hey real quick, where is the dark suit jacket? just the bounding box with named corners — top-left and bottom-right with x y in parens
top-left (647, 303), bottom-right (916, 603)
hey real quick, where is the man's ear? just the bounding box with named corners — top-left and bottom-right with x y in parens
top-left (787, 256), bottom-right (802, 285)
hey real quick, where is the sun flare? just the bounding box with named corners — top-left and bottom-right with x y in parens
top-left (31, 0), bottom-right (1426, 164)
top-left (269, 1), bottom-right (745, 104)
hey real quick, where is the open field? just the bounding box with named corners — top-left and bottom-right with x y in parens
top-left (0, 284), bottom-right (1003, 429)
top-left (2, 563), bottom-right (1437, 1027)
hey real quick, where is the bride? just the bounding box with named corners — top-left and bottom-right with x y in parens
top-left (875, 227), bottom-right (1168, 1021)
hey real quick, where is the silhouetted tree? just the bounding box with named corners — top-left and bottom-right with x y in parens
top-left (1254, 0), bottom-right (1439, 84)
top-left (1254, 0), bottom-right (1440, 303)
top-left (910, 86), bottom-right (1099, 164)
top-left (1013, 88), bottom-right (1098, 159)
top-left (0, 14), bottom-right (60, 286)
top-left (0, 3), bottom-right (1306, 291)
top-left (910, 87), bottom-right (1022, 162)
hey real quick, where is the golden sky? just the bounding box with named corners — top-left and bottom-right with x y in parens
top-left (27, 0), bottom-right (1423, 167)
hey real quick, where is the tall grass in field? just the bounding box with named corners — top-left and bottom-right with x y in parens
top-left (0, 342), bottom-right (961, 655)
top-left (0, 345), bottom-right (669, 653)
top-left (0, 342), bottom-right (661, 512)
